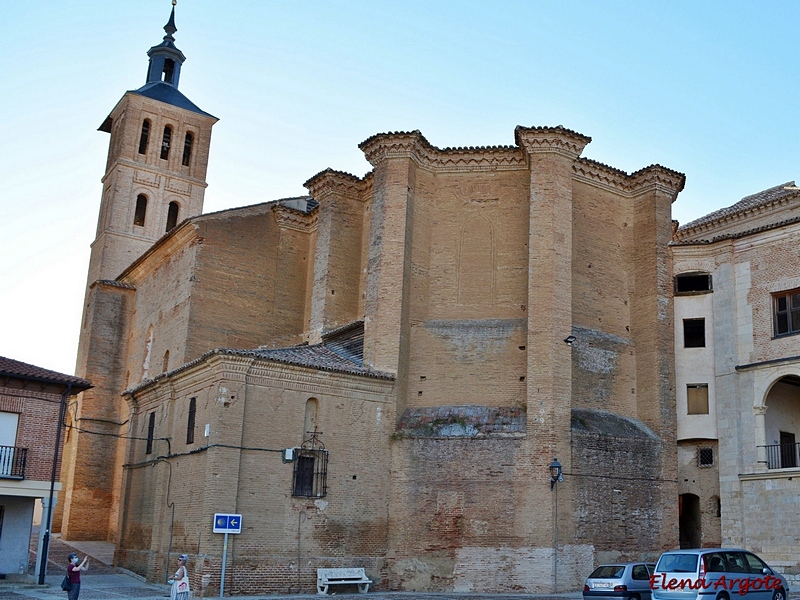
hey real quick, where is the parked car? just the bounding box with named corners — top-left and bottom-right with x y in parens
top-left (584, 561), bottom-right (657, 600)
top-left (652, 548), bottom-right (788, 600)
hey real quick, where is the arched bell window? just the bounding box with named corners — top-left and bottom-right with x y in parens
top-left (138, 119), bottom-right (150, 155)
top-left (134, 194), bottom-right (148, 227)
top-left (160, 126), bottom-right (172, 160)
top-left (166, 202), bottom-right (179, 232)
top-left (182, 132), bottom-right (193, 166)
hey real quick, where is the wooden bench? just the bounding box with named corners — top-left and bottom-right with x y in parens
top-left (316, 567), bottom-right (372, 594)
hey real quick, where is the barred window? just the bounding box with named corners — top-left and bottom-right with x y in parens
top-left (292, 448), bottom-right (328, 498)
top-left (698, 447), bottom-right (714, 467)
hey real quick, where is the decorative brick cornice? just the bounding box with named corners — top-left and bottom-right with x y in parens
top-left (304, 168), bottom-right (366, 200)
top-left (273, 204), bottom-right (318, 232)
top-left (359, 130), bottom-right (525, 172)
top-left (93, 279), bottom-right (136, 291)
top-left (628, 164), bottom-right (686, 197)
top-left (514, 125), bottom-right (591, 159)
top-left (572, 158), bottom-right (686, 198)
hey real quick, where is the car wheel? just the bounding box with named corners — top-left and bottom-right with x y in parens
top-left (630, 594), bottom-right (641, 600)
top-left (773, 589), bottom-right (785, 600)
top-left (717, 593), bottom-right (730, 600)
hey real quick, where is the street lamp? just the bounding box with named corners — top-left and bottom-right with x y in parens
top-left (549, 458), bottom-right (563, 490)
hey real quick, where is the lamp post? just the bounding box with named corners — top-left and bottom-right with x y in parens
top-left (549, 458), bottom-right (563, 593)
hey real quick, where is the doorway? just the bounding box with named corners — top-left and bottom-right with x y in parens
top-left (679, 493), bottom-right (701, 548)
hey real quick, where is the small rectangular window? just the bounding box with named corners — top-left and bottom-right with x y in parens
top-left (687, 384), bottom-right (709, 415)
top-left (683, 318), bottom-right (706, 348)
top-left (187, 398), bottom-right (196, 445)
top-left (291, 449), bottom-right (328, 498)
top-left (146, 412), bottom-right (155, 454)
top-left (675, 273), bottom-right (712, 294)
top-left (774, 289), bottom-right (800, 336)
top-left (698, 447), bottom-right (714, 467)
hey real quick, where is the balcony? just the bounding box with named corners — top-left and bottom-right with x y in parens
top-left (761, 442), bottom-right (800, 470)
top-left (0, 446), bottom-right (28, 479)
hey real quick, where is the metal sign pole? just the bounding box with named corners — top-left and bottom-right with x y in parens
top-left (220, 531), bottom-right (229, 598)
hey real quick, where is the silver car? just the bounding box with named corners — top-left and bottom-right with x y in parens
top-left (584, 562), bottom-right (657, 600)
top-left (652, 548), bottom-right (788, 600)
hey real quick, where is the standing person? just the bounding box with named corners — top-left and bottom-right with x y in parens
top-left (169, 554), bottom-right (190, 600)
top-left (66, 553), bottom-right (88, 600)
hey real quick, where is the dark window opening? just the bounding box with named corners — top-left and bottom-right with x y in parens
top-left (676, 273), bottom-right (713, 294)
top-left (145, 412), bottom-right (155, 454)
top-left (698, 447), bottom-right (714, 467)
top-left (161, 126), bottom-right (172, 160)
top-left (138, 120), bottom-right (150, 154)
top-left (687, 384), bottom-right (709, 415)
top-left (163, 59), bottom-right (175, 84)
top-left (187, 397), bottom-right (196, 445)
top-left (780, 431), bottom-right (797, 468)
top-left (134, 194), bottom-right (147, 227)
top-left (166, 202), bottom-right (179, 232)
top-left (182, 132), bottom-right (193, 166)
top-left (0, 506), bottom-right (4, 541)
top-left (291, 449), bottom-right (328, 498)
top-left (774, 290), bottom-right (800, 336)
top-left (683, 318), bottom-right (706, 348)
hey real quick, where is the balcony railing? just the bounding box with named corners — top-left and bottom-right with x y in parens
top-left (0, 446), bottom-right (27, 479)
top-left (761, 442), bottom-right (800, 470)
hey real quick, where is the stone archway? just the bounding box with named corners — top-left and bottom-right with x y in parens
top-left (679, 493), bottom-right (701, 549)
top-left (762, 375), bottom-right (800, 469)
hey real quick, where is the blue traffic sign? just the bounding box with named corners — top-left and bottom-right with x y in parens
top-left (213, 513), bottom-right (242, 534)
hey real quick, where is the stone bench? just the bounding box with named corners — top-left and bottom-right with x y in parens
top-left (316, 567), bottom-right (372, 594)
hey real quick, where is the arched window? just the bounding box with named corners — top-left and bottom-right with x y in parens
top-left (166, 202), bottom-right (179, 232)
top-left (138, 119), bottom-right (150, 154)
top-left (162, 350), bottom-right (170, 373)
top-left (160, 126), bottom-right (172, 160)
top-left (182, 132), bottom-right (193, 166)
top-left (134, 194), bottom-right (147, 227)
top-left (163, 59), bottom-right (175, 84)
top-left (304, 398), bottom-right (318, 435)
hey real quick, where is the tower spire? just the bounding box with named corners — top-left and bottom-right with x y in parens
top-left (144, 0), bottom-right (185, 88)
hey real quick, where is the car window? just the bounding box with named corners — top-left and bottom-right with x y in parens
top-left (632, 565), bottom-right (650, 580)
top-left (590, 565), bottom-right (625, 579)
top-left (743, 553), bottom-right (768, 575)
top-left (722, 552), bottom-right (747, 573)
top-left (647, 564), bottom-right (656, 574)
top-left (706, 553), bottom-right (728, 573)
top-left (657, 554), bottom-right (698, 573)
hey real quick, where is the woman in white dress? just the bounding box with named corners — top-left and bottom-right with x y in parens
top-left (169, 554), bottom-right (190, 600)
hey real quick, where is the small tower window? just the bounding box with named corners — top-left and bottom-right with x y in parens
top-left (145, 412), bottom-right (156, 455)
top-left (187, 397), bottom-right (196, 445)
top-left (182, 132), bottom-right (194, 166)
top-left (163, 58), bottom-right (175, 84)
top-left (138, 119), bottom-right (150, 154)
top-left (161, 126), bottom-right (172, 160)
top-left (166, 202), bottom-right (180, 232)
top-left (134, 194), bottom-right (148, 227)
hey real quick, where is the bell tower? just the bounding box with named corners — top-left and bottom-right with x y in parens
top-left (57, 2), bottom-right (217, 542)
top-left (89, 0), bottom-right (217, 283)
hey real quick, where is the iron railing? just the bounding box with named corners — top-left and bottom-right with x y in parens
top-left (761, 442), bottom-right (800, 469)
top-left (0, 445), bottom-right (27, 479)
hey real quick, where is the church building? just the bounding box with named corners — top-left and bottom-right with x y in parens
top-left (60, 5), bottom-right (688, 595)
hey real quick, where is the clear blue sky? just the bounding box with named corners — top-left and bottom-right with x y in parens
top-left (1, 1), bottom-right (798, 374)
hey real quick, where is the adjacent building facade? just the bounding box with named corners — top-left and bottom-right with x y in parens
top-left (673, 183), bottom-right (800, 583)
top-left (0, 357), bottom-right (91, 578)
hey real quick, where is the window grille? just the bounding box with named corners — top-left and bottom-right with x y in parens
top-left (291, 429), bottom-right (328, 498)
top-left (698, 447), bottom-right (714, 467)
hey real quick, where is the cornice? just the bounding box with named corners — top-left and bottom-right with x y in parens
top-left (273, 204), bottom-right (318, 233)
top-left (672, 214), bottom-right (800, 246)
top-left (675, 196), bottom-right (800, 243)
top-left (572, 158), bottom-right (686, 198)
top-left (119, 220), bottom-right (199, 285)
top-left (514, 125), bottom-right (591, 159)
top-left (303, 168), bottom-right (366, 200)
top-left (93, 279), bottom-right (136, 291)
top-left (628, 164), bottom-right (686, 198)
top-left (359, 130), bottom-right (525, 172)
top-left (573, 158), bottom-right (631, 193)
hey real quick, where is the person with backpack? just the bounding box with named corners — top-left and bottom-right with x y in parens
top-left (65, 553), bottom-right (89, 600)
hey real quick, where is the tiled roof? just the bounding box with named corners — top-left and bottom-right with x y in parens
top-left (131, 82), bottom-right (216, 119)
top-left (678, 182), bottom-right (797, 232)
top-left (231, 344), bottom-right (392, 379)
top-left (0, 357), bottom-right (92, 391)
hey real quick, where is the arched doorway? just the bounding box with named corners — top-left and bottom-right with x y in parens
top-left (679, 493), bottom-right (701, 548)
top-left (763, 375), bottom-right (800, 469)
